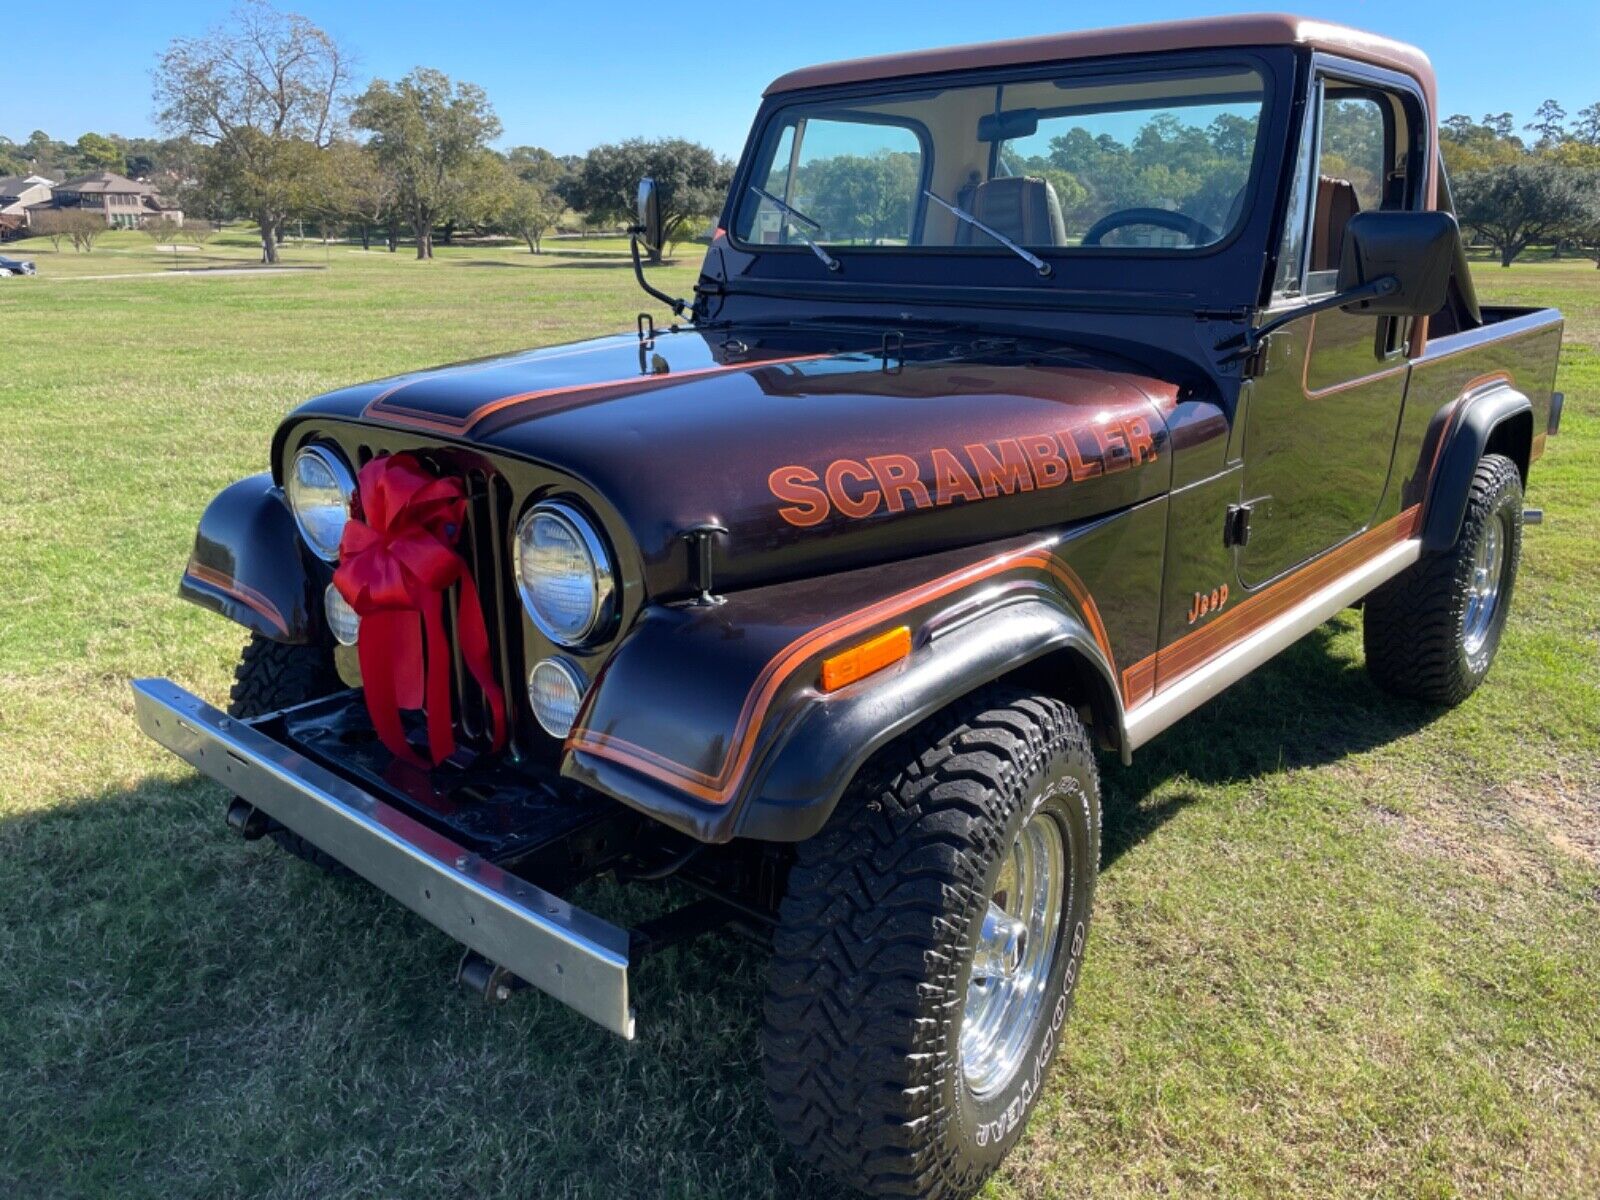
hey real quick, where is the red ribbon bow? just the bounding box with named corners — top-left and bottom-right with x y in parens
top-left (333, 454), bottom-right (506, 767)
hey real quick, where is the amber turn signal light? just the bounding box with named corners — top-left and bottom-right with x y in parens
top-left (820, 626), bottom-right (912, 692)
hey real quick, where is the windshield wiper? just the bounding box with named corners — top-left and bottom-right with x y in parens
top-left (924, 189), bottom-right (1052, 278)
top-left (749, 186), bottom-right (841, 272)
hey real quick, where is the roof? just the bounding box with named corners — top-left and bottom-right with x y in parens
top-left (764, 13), bottom-right (1435, 99)
top-left (54, 171), bottom-right (154, 195)
top-left (0, 175), bottom-right (53, 194)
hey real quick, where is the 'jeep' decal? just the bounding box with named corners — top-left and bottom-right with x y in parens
top-left (768, 417), bottom-right (1158, 527)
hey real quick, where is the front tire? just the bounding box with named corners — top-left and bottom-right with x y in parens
top-left (762, 687), bottom-right (1100, 1199)
top-left (1364, 453), bottom-right (1523, 705)
top-left (228, 633), bottom-right (345, 872)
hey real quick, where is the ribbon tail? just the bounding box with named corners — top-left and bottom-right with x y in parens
top-left (359, 610), bottom-right (428, 769)
top-left (421, 592), bottom-right (457, 766)
top-left (454, 573), bottom-right (507, 751)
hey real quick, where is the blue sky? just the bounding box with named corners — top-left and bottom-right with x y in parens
top-left (6, 1), bottom-right (1598, 157)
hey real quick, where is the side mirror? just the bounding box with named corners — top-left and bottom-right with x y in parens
top-left (1336, 210), bottom-right (1459, 318)
top-left (635, 177), bottom-right (663, 255)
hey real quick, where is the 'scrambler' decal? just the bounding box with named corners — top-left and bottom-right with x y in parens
top-left (769, 415), bottom-right (1158, 526)
top-left (568, 542), bottom-right (1115, 805)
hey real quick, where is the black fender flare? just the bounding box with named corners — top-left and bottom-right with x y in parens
top-left (734, 596), bottom-right (1125, 842)
top-left (178, 474), bottom-right (324, 643)
top-left (1421, 382), bottom-right (1531, 554)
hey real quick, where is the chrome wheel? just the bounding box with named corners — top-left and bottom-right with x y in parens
top-left (1463, 509), bottom-right (1508, 655)
top-left (960, 806), bottom-right (1067, 1098)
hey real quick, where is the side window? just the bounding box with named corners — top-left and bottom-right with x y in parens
top-left (1273, 79), bottom-right (1409, 300)
top-left (744, 118), bottom-right (924, 246)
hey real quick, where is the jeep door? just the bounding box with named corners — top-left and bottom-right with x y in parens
top-left (1237, 62), bottom-right (1429, 586)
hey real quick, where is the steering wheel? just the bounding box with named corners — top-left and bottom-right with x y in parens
top-left (1081, 207), bottom-right (1216, 247)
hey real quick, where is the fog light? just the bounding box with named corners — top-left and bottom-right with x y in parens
top-left (528, 658), bottom-right (585, 738)
top-left (324, 583), bottom-right (360, 645)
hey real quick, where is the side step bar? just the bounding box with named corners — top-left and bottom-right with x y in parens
top-left (132, 678), bottom-right (636, 1038)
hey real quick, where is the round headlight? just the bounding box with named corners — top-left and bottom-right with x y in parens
top-left (287, 444), bottom-right (355, 561)
top-left (324, 583), bottom-right (360, 646)
top-left (528, 658), bottom-right (586, 738)
top-left (514, 501), bottom-right (616, 646)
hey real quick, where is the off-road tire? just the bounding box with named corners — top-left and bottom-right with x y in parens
top-left (762, 686), bottom-right (1100, 1199)
top-left (1364, 453), bottom-right (1523, 705)
top-left (227, 633), bottom-right (345, 872)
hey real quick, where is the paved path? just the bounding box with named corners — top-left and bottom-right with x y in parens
top-left (43, 266), bottom-right (323, 282)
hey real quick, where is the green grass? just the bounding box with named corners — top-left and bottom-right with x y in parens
top-left (1, 236), bottom-right (1597, 1198)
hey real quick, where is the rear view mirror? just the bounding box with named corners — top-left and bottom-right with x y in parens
top-left (635, 178), bottom-right (663, 254)
top-left (1336, 210), bottom-right (1459, 318)
top-left (977, 108), bottom-right (1040, 142)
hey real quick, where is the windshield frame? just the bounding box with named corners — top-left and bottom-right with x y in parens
top-left (724, 48), bottom-right (1281, 270)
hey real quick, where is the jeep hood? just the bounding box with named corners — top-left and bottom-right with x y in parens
top-left (291, 327), bottom-right (1179, 596)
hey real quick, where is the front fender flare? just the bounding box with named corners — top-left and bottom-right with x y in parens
top-left (737, 597), bottom-right (1124, 841)
top-left (1421, 383), bottom-right (1531, 554)
top-left (178, 474), bottom-right (323, 643)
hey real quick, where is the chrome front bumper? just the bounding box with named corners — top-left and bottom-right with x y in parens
top-left (131, 678), bottom-right (636, 1038)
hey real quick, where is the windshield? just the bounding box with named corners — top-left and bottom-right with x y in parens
top-left (734, 65), bottom-right (1266, 256)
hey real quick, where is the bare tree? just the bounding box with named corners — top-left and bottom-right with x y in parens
top-left (352, 68), bottom-right (501, 259)
top-left (154, 0), bottom-right (350, 263)
top-left (60, 210), bottom-right (105, 252)
top-left (30, 210), bottom-right (68, 251)
top-left (145, 216), bottom-right (185, 258)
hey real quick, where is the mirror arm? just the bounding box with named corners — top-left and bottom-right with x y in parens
top-left (1224, 275), bottom-right (1399, 359)
top-left (629, 227), bottom-right (694, 320)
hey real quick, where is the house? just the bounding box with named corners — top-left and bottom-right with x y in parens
top-left (37, 171), bottom-right (183, 229)
top-left (0, 174), bottom-right (54, 238)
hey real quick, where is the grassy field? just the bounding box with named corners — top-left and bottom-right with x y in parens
top-left (0, 230), bottom-right (1596, 1199)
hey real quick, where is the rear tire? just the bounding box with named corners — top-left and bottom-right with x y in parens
top-left (762, 687), bottom-right (1100, 1199)
top-left (228, 633), bottom-right (346, 872)
top-left (1364, 453), bottom-right (1523, 705)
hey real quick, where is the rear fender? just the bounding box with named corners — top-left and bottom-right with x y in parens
top-left (561, 535), bottom-right (1125, 843)
top-left (1421, 382), bottom-right (1531, 553)
top-left (179, 474), bottom-right (323, 643)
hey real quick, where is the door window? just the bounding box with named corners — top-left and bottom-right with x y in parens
top-left (1272, 80), bottom-right (1411, 300)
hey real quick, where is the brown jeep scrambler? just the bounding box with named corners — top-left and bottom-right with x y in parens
top-left (135, 14), bottom-right (1564, 1197)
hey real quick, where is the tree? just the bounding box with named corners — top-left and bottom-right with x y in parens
top-left (1576, 103), bottom-right (1600, 146)
top-left (1439, 113), bottom-right (1526, 174)
top-left (74, 132), bottom-right (123, 171)
top-left (154, 0), bottom-right (350, 263)
top-left (145, 216), bottom-right (185, 258)
top-left (496, 169), bottom-right (566, 253)
top-left (352, 69), bottom-right (501, 260)
top-left (1525, 99), bottom-right (1569, 147)
top-left (30, 210), bottom-right (68, 251)
top-left (58, 210), bottom-right (104, 252)
top-left (1454, 160), bottom-right (1590, 266)
top-left (1570, 171), bottom-right (1600, 269)
top-left (322, 140), bottom-right (395, 250)
top-left (566, 138), bottom-right (732, 262)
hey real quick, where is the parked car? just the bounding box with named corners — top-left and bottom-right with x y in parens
top-left (0, 254), bottom-right (36, 276)
top-left (135, 14), bottom-right (1564, 1198)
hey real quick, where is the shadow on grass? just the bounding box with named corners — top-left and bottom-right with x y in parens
top-left (3, 622), bottom-right (1442, 1197)
top-left (1098, 620), bottom-right (1438, 865)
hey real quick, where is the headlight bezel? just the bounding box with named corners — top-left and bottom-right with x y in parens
top-left (513, 500), bottom-right (618, 647)
top-left (286, 442), bottom-right (356, 562)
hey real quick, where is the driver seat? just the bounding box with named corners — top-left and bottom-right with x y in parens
top-left (954, 176), bottom-right (1068, 247)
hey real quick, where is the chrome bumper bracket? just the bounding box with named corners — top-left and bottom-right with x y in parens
top-left (132, 678), bottom-right (636, 1038)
